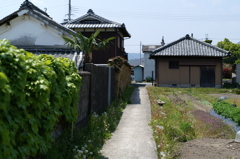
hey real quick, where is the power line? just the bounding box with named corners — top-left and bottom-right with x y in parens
top-left (76, 7), bottom-right (240, 22)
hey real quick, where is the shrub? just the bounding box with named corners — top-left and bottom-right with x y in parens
top-left (145, 77), bottom-right (153, 82)
top-left (0, 39), bottom-right (81, 159)
top-left (223, 67), bottom-right (232, 79)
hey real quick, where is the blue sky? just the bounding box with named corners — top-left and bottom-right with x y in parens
top-left (0, 0), bottom-right (240, 53)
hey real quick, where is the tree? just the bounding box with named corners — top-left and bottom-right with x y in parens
top-left (204, 39), bottom-right (212, 44)
top-left (62, 30), bottom-right (115, 64)
top-left (217, 38), bottom-right (240, 64)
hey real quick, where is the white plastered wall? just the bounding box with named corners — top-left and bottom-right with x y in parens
top-left (0, 14), bottom-right (65, 46)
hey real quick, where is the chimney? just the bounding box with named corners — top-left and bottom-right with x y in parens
top-left (191, 33), bottom-right (193, 37)
top-left (161, 36), bottom-right (165, 46)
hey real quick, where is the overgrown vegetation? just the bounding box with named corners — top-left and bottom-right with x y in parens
top-left (147, 87), bottom-right (237, 159)
top-left (213, 101), bottom-right (240, 125)
top-left (217, 38), bottom-right (240, 64)
top-left (42, 85), bottom-right (134, 159)
top-left (0, 39), bottom-right (81, 159)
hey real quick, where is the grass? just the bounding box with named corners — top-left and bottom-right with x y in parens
top-left (40, 85), bottom-right (134, 159)
top-left (147, 87), bottom-right (238, 159)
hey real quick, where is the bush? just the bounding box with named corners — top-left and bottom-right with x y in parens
top-left (223, 67), bottom-right (232, 79)
top-left (0, 39), bottom-right (81, 159)
top-left (145, 77), bottom-right (153, 82)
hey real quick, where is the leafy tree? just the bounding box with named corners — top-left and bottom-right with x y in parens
top-left (217, 38), bottom-right (240, 64)
top-left (204, 39), bottom-right (212, 44)
top-left (62, 30), bottom-right (115, 64)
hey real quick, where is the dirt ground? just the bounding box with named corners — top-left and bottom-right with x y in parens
top-left (175, 93), bottom-right (240, 159)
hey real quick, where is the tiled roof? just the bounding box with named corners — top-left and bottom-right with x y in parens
top-left (63, 9), bottom-right (131, 37)
top-left (0, 0), bottom-right (75, 36)
top-left (19, 0), bottom-right (49, 17)
top-left (16, 45), bottom-right (74, 57)
top-left (151, 34), bottom-right (230, 57)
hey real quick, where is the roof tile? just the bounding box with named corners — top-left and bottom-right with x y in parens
top-left (151, 34), bottom-right (230, 57)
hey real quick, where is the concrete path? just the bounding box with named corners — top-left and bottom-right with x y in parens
top-left (101, 83), bottom-right (158, 159)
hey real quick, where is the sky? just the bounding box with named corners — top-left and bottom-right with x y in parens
top-left (0, 0), bottom-right (240, 53)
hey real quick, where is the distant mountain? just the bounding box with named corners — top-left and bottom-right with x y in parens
top-left (128, 58), bottom-right (144, 66)
top-left (128, 53), bottom-right (144, 60)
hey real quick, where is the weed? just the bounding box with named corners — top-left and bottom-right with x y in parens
top-left (41, 86), bottom-right (134, 158)
top-left (147, 87), bottom-right (236, 159)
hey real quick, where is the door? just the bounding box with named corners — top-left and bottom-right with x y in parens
top-left (200, 66), bottom-right (215, 87)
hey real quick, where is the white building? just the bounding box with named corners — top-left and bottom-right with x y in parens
top-left (142, 38), bottom-right (164, 80)
top-left (0, 0), bottom-right (83, 68)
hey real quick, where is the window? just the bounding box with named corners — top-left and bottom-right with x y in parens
top-left (169, 61), bottom-right (179, 69)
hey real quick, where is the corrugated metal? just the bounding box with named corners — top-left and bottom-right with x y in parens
top-left (152, 35), bottom-right (230, 57)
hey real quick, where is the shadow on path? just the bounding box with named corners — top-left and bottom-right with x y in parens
top-left (129, 83), bottom-right (147, 104)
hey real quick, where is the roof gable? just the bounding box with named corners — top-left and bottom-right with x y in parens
top-left (0, 0), bottom-right (75, 36)
top-left (66, 9), bottom-right (121, 25)
top-left (63, 9), bottom-right (131, 37)
top-left (151, 34), bottom-right (230, 57)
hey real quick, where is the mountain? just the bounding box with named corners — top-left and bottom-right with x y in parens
top-left (128, 58), bottom-right (144, 66)
top-left (128, 53), bottom-right (144, 60)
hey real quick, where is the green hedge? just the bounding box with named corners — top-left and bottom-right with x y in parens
top-left (213, 101), bottom-right (240, 125)
top-left (0, 39), bottom-right (82, 159)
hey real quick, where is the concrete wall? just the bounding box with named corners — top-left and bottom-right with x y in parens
top-left (144, 52), bottom-right (155, 80)
top-left (76, 71), bottom-right (91, 128)
top-left (155, 56), bottom-right (223, 87)
top-left (76, 63), bottom-right (131, 128)
top-left (236, 64), bottom-right (240, 84)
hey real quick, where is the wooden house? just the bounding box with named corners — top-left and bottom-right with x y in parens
top-left (150, 34), bottom-right (230, 88)
top-left (63, 9), bottom-right (131, 64)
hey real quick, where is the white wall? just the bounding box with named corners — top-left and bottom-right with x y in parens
top-left (143, 52), bottom-right (155, 80)
top-left (0, 14), bottom-right (65, 46)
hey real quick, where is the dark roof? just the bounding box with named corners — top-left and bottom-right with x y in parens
top-left (63, 9), bottom-right (131, 38)
top-left (142, 45), bottom-right (162, 53)
top-left (151, 34), bottom-right (230, 58)
top-left (19, 0), bottom-right (49, 17)
top-left (0, 0), bottom-right (75, 35)
top-left (16, 45), bottom-right (76, 60)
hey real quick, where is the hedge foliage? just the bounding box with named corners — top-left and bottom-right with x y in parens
top-left (213, 101), bottom-right (240, 125)
top-left (0, 39), bottom-right (82, 158)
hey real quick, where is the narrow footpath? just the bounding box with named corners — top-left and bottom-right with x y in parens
top-left (101, 83), bottom-right (158, 159)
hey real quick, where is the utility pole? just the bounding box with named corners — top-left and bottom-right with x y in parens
top-left (68, 0), bottom-right (71, 21)
top-left (140, 41), bottom-right (142, 65)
